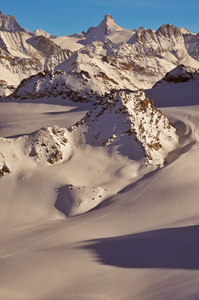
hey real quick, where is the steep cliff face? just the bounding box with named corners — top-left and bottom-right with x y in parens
top-left (184, 33), bottom-right (199, 60)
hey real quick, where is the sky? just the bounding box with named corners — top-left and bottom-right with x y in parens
top-left (1, 0), bottom-right (199, 36)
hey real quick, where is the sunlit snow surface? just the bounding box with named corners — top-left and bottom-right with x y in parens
top-left (0, 78), bottom-right (199, 299)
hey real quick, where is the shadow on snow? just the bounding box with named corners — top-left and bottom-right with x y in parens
top-left (83, 225), bottom-right (199, 270)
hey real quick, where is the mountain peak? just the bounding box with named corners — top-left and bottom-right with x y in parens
top-left (70, 90), bottom-right (177, 165)
top-left (104, 14), bottom-right (113, 21)
top-left (85, 14), bottom-right (122, 40)
top-left (153, 64), bottom-right (199, 87)
top-left (156, 24), bottom-right (182, 37)
top-left (34, 29), bottom-right (52, 38)
top-left (100, 14), bottom-right (121, 34)
top-left (0, 10), bottom-right (24, 32)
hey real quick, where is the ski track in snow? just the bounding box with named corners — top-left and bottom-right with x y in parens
top-left (0, 211), bottom-right (114, 260)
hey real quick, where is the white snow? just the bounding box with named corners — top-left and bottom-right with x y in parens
top-left (0, 80), bottom-right (199, 299)
top-left (50, 35), bottom-right (84, 52)
top-left (33, 29), bottom-right (52, 39)
top-left (1, 11), bottom-right (199, 300)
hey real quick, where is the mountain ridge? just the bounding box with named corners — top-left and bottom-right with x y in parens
top-left (0, 11), bottom-right (199, 98)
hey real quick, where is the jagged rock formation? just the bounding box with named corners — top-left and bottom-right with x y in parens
top-left (0, 164), bottom-right (10, 176)
top-left (0, 126), bottom-right (72, 177)
top-left (70, 90), bottom-right (178, 165)
top-left (25, 126), bottom-right (72, 164)
top-left (6, 69), bottom-right (98, 102)
top-left (153, 64), bottom-right (199, 87)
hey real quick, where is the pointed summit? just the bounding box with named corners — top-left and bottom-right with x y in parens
top-left (0, 11), bottom-right (24, 31)
top-left (105, 14), bottom-right (112, 19)
top-left (84, 14), bottom-right (122, 43)
top-left (94, 14), bottom-right (121, 35)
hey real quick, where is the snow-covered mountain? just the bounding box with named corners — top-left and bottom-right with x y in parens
top-left (6, 69), bottom-right (99, 102)
top-left (1, 11), bottom-right (199, 300)
top-left (0, 10), bottom-right (24, 32)
top-left (0, 125), bottom-right (72, 172)
top-left (1, 11), bottom-right (199, 98)
top-left (33, 29), bottom-right (54, 39)
top-left (0, 11), bottom-right (72, 96)
top-left (70, 90), bottom-right (177, 165)
top-left (127, 24), bottom-right (198, 66)
top-left (0, 89), bottom-right (177, 185)
top-left (153, 64), bottom-right (199, 87)
top-left (2, 89), bottom-right (178, 171)
top-left (80, 14), bottom-right (135, 45)
top-left (7, 55), bottom-right (141, 102)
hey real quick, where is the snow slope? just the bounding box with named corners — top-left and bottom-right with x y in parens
top-left (0, 85), bottom-right (199, 299)
top-left (146, 74), bottom-right (199, 107)
top-left (1, 11), bottom-right (199, 300)
top-left (33, 29), bottom-right (53, 39)
top-left (0, 89), bottom-right (178, 226)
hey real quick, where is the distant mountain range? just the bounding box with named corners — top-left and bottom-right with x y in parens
top-left (0, 11), bottom-right (198, 167)
top-left (0, 11), bottom-right (199, 97)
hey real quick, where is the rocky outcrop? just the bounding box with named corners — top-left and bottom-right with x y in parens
top-left (0, 89), bottom-right (178, 170)
top-left (153, 64), bottom-right (199, 87)
top-left (26, 126), bottom-right (72, 164)
top-left (6, 69), bottom-right (96, 102)
top-left (0, 125), bottom-right (72, 175)
top-left (0, 164), bottom-right (10, 177)
top-left (70, 90), bottom-right (178, 165)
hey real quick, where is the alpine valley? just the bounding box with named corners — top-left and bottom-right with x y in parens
top-left (0, 11), bottom-right (199, 300)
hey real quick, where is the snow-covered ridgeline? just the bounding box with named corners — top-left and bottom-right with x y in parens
top-left (1, 11), bottom-right (199, 97)
top-left (70, 90), bottom-right (178, 165)
top-left (0, 90), bottom-right (178, 179)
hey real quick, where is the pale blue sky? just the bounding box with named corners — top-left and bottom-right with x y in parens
top-left (1, 0), bottom-right (199, 35)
